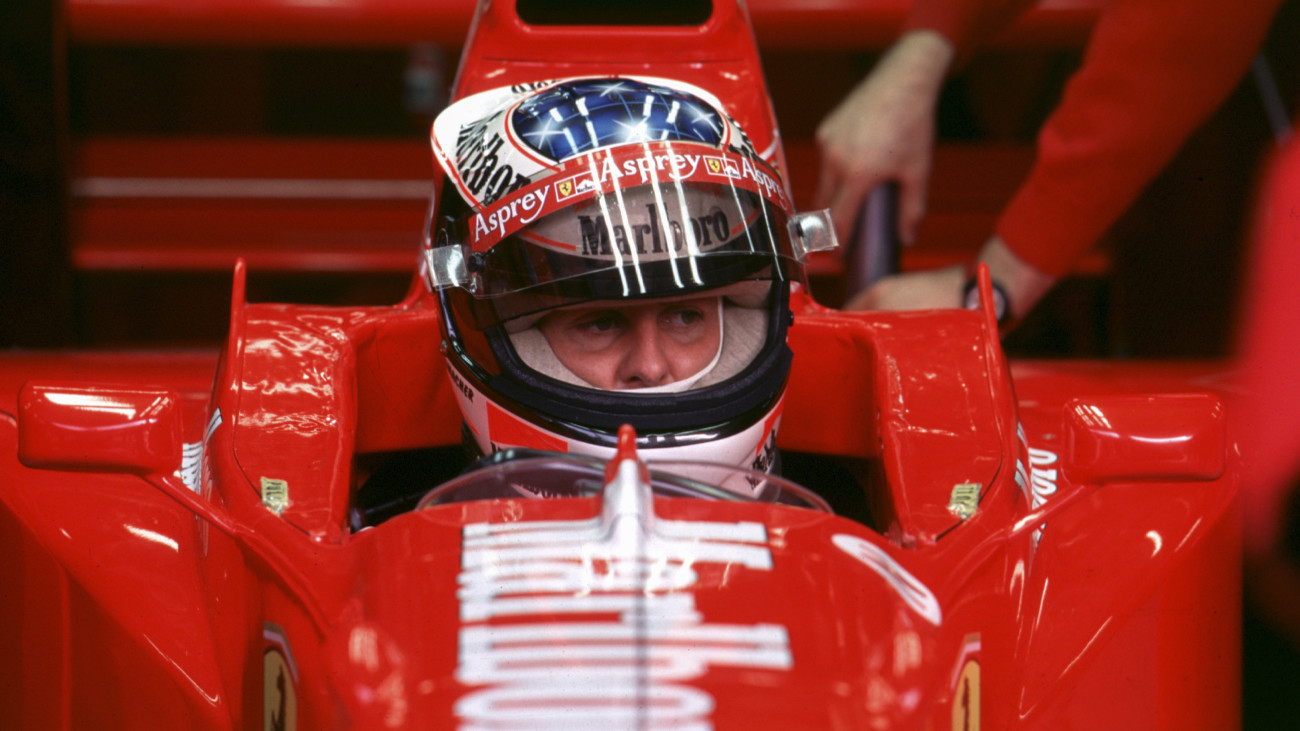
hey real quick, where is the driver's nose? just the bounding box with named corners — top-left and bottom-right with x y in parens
top-left (617, 315), bottom-right (671, 388)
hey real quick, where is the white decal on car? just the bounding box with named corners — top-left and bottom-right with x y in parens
top-left (832, 533), bottom-right (942, 626)
top-left (1027, 447), bottom-right (1060, 544)
top-left (454, 514), bottom-right (790, 729)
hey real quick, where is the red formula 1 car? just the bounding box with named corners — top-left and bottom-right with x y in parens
top-left (1, 1), bottom-right (1239, 728)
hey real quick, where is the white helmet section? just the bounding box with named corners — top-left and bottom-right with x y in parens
top-left (431, 76), bottom-right (763, 210)
top-left (448, 359), bottom-right (784, 482)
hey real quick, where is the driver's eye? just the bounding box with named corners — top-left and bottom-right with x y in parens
top-left (581, 315), bottom-right (619, 332)
top-left (565, 312), bottom-right (626, 350)
top-left (663, 307), bottom-right (704, 329)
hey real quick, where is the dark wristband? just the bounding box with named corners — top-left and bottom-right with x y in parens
top-left (962, 269), bottom-right (1011, 327)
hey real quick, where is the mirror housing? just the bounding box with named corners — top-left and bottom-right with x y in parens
top-left (1063, 393), bottom-right (1226, 485)
top-left (17, 382), bottom-right (184, 476)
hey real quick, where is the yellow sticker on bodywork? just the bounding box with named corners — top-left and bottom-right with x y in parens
top-left (261, 477), bottom-right (289, 514)
top-left (948, 482), bottom-right (980, 519)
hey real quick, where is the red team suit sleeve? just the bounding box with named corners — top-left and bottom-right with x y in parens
top-left (905, 0), bottom-right (1282, 277)
top-left (903, 0), bottom-right (1037, 67)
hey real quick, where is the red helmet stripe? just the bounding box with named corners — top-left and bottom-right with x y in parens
top-left (486, 401), bottom-right (570, 453)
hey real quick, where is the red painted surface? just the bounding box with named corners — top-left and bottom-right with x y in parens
top-left (63, 2), bottom-right (1107, 283)
top-left (70, 138), bottom-right (434, 273)
top-left (17, 382), bottom-right (185, 475)
top-left (2, 1), bottom-right (1237, 727)
top-left (0, 285), bottom-right (1243, 728)
top-left (1063, 393), bottom-right (1226, 484)
top-left (65, 0), bottom-right (1101, 49)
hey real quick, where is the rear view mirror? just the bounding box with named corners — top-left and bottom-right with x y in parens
top-left (1063, 393), bottom-right (1225, 485)
top-left (17, 382), bottom-right (183, 476)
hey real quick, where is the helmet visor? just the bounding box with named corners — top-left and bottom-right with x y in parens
top-left (439, 142), bottom-right (800, 329)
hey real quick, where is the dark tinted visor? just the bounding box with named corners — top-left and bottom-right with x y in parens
top-left (449, 180), bottom-right (799, 329)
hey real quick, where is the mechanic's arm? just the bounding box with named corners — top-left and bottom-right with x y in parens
top-left (852, 0), bottom-right (1282, 321)
top-left (814, 29), bottom-right (953, 246)
top-left (993, 0), bottom-right (1282, 286)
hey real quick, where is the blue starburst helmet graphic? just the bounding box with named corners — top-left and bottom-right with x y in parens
top-left (511, 78), bottom-right (730, 161)
top-left (421, 76), bottom-right (835, 474)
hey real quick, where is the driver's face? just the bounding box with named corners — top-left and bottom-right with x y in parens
top-left (538, 296), bottom-right (722, 390)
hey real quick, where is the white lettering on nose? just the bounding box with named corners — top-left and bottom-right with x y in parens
top-left (454, 514), bottom-right (789, 729)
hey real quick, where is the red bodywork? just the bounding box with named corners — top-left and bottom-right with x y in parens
top-left (2, 2), bottom-right (1238, 728)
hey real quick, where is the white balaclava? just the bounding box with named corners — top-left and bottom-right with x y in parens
top-left (507, 283), bottom-right (770, 393)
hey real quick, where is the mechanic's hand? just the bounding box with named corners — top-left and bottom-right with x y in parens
top-left (814, 30), bottom-right (955, 246)
top-left (845, 265), bottom-right (965, 312)
top-left (845, 236), bottom-right (1058, 320)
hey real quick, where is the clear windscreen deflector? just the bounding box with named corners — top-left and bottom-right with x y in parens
top-left (417, 456), bottom-right (831, 513)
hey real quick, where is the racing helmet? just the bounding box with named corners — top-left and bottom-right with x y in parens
top-left (421, 76), bottom-right (834, 472)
